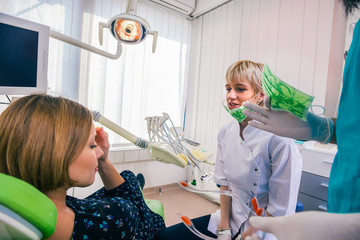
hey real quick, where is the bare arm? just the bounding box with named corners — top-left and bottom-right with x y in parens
top-left (218, 185), bottom-right (231, 229)
top-left (95, 127), bottom-right (125, 190)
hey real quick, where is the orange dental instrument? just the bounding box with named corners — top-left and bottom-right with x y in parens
top-left (180, 215), bottom-right (216, 240)
top-left (251, 197), bottom-right (266, 216)
top-left (249, 197), bottom-right (267, 240)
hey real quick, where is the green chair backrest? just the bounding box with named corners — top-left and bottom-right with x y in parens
top-left (145, 199), bottom-right (164, 219)
top-left (139, 186), bottom-right (164, 219)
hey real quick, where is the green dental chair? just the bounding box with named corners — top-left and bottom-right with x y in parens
top-left (0, 173), bottom-right (164, 239)
top-left (0, 173), bottom-right (57, 239)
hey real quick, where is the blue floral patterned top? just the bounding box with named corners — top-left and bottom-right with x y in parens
top-left (66, 170), bottom-right (165, 240)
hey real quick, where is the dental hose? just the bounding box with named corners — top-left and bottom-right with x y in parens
top-left (181, 215), bottom-right (216, 240)
top-left (178, 181), bottom-right (257, 216)
top-left (92, 111), bottom-right (149, 149)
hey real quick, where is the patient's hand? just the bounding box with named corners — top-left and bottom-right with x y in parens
top-left (95, 126), bottom-right (110, 161)
top-left (95, 126), bottom-right (125, 189)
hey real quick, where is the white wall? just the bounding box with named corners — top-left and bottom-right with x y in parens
top-left (0, 96), bottom-right (10, 113)
top-left (184, 0), bottom-right (347, 165)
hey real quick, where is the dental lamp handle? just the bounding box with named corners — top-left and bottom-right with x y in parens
top-left (50, 30), bottom-right (122, 59)
top-left (92, 111), bottom-right (148, 148)
top-left (98, 22), bottom-right (107, 46)
top-left (151, 31), bottom-right (158, 53)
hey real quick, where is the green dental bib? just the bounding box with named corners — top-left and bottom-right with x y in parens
top-left (262, 64), bottom-right (314, 120)
top-left (223, 104), bottom-right (247, 123)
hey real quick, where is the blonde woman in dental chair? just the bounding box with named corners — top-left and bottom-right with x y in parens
top-left (0, 94), bottom-right (165, 239)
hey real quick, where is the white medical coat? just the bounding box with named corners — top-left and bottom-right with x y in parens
top-left (208, 121), bottom-right (302, 239)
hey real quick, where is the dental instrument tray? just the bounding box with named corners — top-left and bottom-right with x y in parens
top-left (146, 113), bottom-right (214, 169)
top-left (92, 110), bottom-right (214, 170)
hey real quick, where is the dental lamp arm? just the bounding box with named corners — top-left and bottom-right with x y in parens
top-left (127, 0), bottom-right (138, 14)
top-left (92, 111), bottom-right (148, 148)
top-left (50, 30), bottom-right (122, 59)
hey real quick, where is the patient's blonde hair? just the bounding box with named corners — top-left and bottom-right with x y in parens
top-left (0, 94), bottom-right (93, 192)
top-left (226, 60), bottom-right (264, 96)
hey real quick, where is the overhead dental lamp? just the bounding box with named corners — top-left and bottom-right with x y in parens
top-left (49, 0), bottom-right (158, 59)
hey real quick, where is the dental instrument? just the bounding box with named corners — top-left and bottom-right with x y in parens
top-left (180, 215), bottom-right (216, 240)
top-left (179, 195), bottom-right (265, 240)
top-left (179, 182), bottom-right (267, 239)
top-left (251, 197), bottom-right (266, 217)
top-left (146, 113), bottom-right (200, 170)
top-left (178, 181), bottom-right (258, 216)
top-left (146, 113), bottom-right (214, 169)
top-left (247, 197), bottom-right (267, 240)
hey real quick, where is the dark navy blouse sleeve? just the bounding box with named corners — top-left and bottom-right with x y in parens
top-left (66, 170), bottom-right (165, 240)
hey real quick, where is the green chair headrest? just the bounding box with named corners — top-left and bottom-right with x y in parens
top-left (0, 173), bottom-right (57, 238)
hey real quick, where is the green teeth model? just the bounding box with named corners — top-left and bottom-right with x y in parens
top-left (262, 64), bottom-right (314, 120)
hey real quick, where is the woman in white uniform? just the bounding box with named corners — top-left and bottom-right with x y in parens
top-left (209, 60), bottom-right (302, 240)
top-left (157, 60), bottom-right (302, 240)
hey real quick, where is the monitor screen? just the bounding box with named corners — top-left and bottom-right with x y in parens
top-left (0, 13), bottom-right (49, 95)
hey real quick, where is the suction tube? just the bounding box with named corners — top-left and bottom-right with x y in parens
top-left (92, 111), bottom-right (149, 148)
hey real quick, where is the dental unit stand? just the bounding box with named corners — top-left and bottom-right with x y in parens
top-left (92, 110), bottom-right (219, 203)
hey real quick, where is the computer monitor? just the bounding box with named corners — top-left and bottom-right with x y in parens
top-left (0, 13), bottom-right (49, 95)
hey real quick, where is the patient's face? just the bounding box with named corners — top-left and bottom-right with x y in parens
top-left (68, 125), bottom-right (103, 187)
top-left (225, 78), bottom-right (257, 110)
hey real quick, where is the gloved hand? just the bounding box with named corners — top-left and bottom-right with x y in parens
top-left (243, 96), bottom-right (334, 143)
top-left (245, 211), bottom-right (360, 240)
top-left (217, 234), bottom-right (231, 240)
top-left (217, 229), bottom-right (232, 240)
